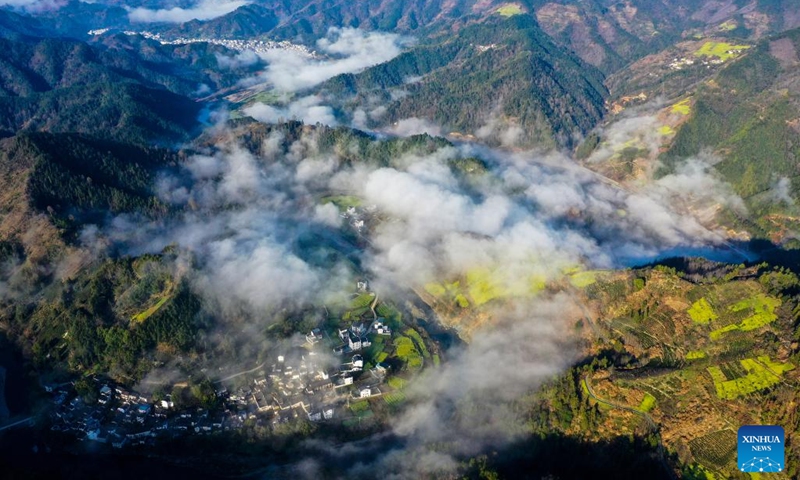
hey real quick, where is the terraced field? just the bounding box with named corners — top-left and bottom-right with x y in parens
top-left (688, 298), bottom-right (717, 324)
top-left (707, 356), bottom-right (794, 400)
top-left (694, 41), bottom-right (750, 61)
top-left (709, 294), bottom-right (781, 340)
top-left (689, 429), bottom-right (737, 470)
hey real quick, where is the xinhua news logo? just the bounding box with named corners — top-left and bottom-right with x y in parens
top-left (738, 425), bottom-right (785, 473)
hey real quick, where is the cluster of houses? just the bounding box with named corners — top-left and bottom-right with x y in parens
top-left (47, 330), bottom-right (391, 447)
top-left (118, 30), bottom-right (318, 58)
top-left (668, 57), bottom-right (697, 70)
top-left (246, 349), bottom-right (338, 424)
top-left (49, 382), bottom-right (241, 449)
top-left (46, 283), bottom-right (418, 449)
top-left (669, 49), bottom-right (745, 72)
top-left (333, 320), bottom-right (392, 354)
top-left (340, 205), bottom-right (377, 233)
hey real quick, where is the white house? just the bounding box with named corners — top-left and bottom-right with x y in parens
top-left (352, 355), bottom-right (364, 369)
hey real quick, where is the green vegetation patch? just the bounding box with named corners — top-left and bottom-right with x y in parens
top-left (672, 99), bottom-right (692, 115)
top-left (686, 350), bottom-right (707, 360)
top-left (709, 294), bottom-right (781, 339)
top-left (388, 377), bottom-right (408, 390)
top-left (638, 393), bottom-right (657, 413)
top-left (350, 293), bottom-right (375, 309)
top-left (688, 298), bottom-right (717, 324)
top-left (729, 294), bottom-right (781, 329)
top-left (708, 356), bottom-right (794, 400)
top-left (467, 268), bottom-right (502, 306)
top-left (394, 335), bottom-right (424, 370)
top-left (694, 41), bottom-right (750, 61)
top-left (383, 391), bottom-right (406, 406)
top-left (349, 400), bottom-right (370, 413)
top-left (405, 329), bottom-right (430, 359)
top-left (321, 195), bottom-right (362, 209)
top-left (424, 283), bottom-right (446, 297)
top-left (496, 4), bottom-right (524, 17)
top-left (569, 271), bottom-right (600, 288)
top-left (131, 295), bottom-right (170, 323)
top-left (689, 429), bottom-right (737, 469)
top-left (455, 294), bottom-right (470, 308)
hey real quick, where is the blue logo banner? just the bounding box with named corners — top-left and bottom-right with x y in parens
top-left (738, 425), bottom-right (785, 473)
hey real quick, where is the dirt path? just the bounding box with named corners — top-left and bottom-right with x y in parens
top-left (583, 374), bottom-right (676, 479)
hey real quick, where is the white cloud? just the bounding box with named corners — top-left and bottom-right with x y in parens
top-left (244, 95), bottom-right (338, 126)
top-left (0, 0), bottom-right (64, 12)
top-left (215, 50), bottom-right (260, 70)
top-left (128, 0), bottom-right (248, 23)
top-left (387, 117), bottom-right (442, 137)
top-left (253, 27), bottom-right (408, 92)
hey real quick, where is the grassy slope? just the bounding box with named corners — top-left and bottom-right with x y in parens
top-left (660, 28), bottom-right (800, 239)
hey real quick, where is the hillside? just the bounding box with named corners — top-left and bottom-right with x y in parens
top-left (160, 4), bottom-right (280, 39)
top-left (531, 0), bottom-right (800, 73)
top-left (658, 28), bottom-right (800, 241)
top-left (571, 261), bottom-right (800, 478)
top-left (0, 133), bottom-right (179, 250)
top-left (2, 1), bottom-right (800, 478)
top-left (322, 14), bottom-right (607, 149)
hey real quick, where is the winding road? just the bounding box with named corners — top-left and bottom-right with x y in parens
top-left (583, 374), bottom-right (676, 480)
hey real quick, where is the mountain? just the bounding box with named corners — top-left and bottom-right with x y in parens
top-left (530, 0), bottom-right (800, 73)
top-left (2, 2), bottom-right (800, 479)
top-left (251, 0), bottom-right (509, 39)
top-left (160, 4), bottom-right (280, 39)
top-left (659, 27), bottom-right (800, 241)
top-left (0, 133), bottom-right (178, 246)
top-left (0, 32), bottom-right (267, 143)
top-left (322, 13), bottom-right (607, 148)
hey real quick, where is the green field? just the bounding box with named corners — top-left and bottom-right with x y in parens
top-left (376, 302), bottom-right (402, 325)
top-left (349, 400), bottom-right (370, 413)
top-left (688, 298), bottom-right (717, 324)
top-left (394, 335), bottom-right (424, 370)
top-left (686, 350), bottom-right (707, 360)
top-left (131, 279), bottom-right (174, 323)
top-left (638, 393), bottom-right (657, 413)
top-left (383, 391), bottom-right (406, 405)
top-left (455, 294), bottom-right (470, 308)
top-left (427, 267), bottom-right (545, 309)
top-left (672, 99), bottom-right (692, 115)
top-left (689, 429), bottom-right (737, 469)
top-left (350, 293), bottom-right (375, 309)
top-left (388, 376), bottom-right (408, 390)
top-left (496, 4), bottom-right (523, 17)
top-left (709, 294), bottom-right (781, 339)
top-left (321, 195), bottom-right (362, 209)
top-left (707, 356), bottom-right (794, 400)
top-left (240, 90), bottom-right (281, 106)
top-left (424, 283), bottom-right (446, 297)
top-left (569, 271), bottom-right (600, 288)
top-left (694, 41), bottom-right (750, 61)
top-left (467, 268), bottom-right (502, 306)
top-left (405, 329), bottom-right (430, 359)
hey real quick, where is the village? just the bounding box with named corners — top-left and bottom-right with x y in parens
top-left (116, 30), bottom-right (318, 57)
top-left (45, 285), bottom-right (427, 449)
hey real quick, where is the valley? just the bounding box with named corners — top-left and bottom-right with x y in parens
top-left (1, 1), bottom-right (800, 479)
